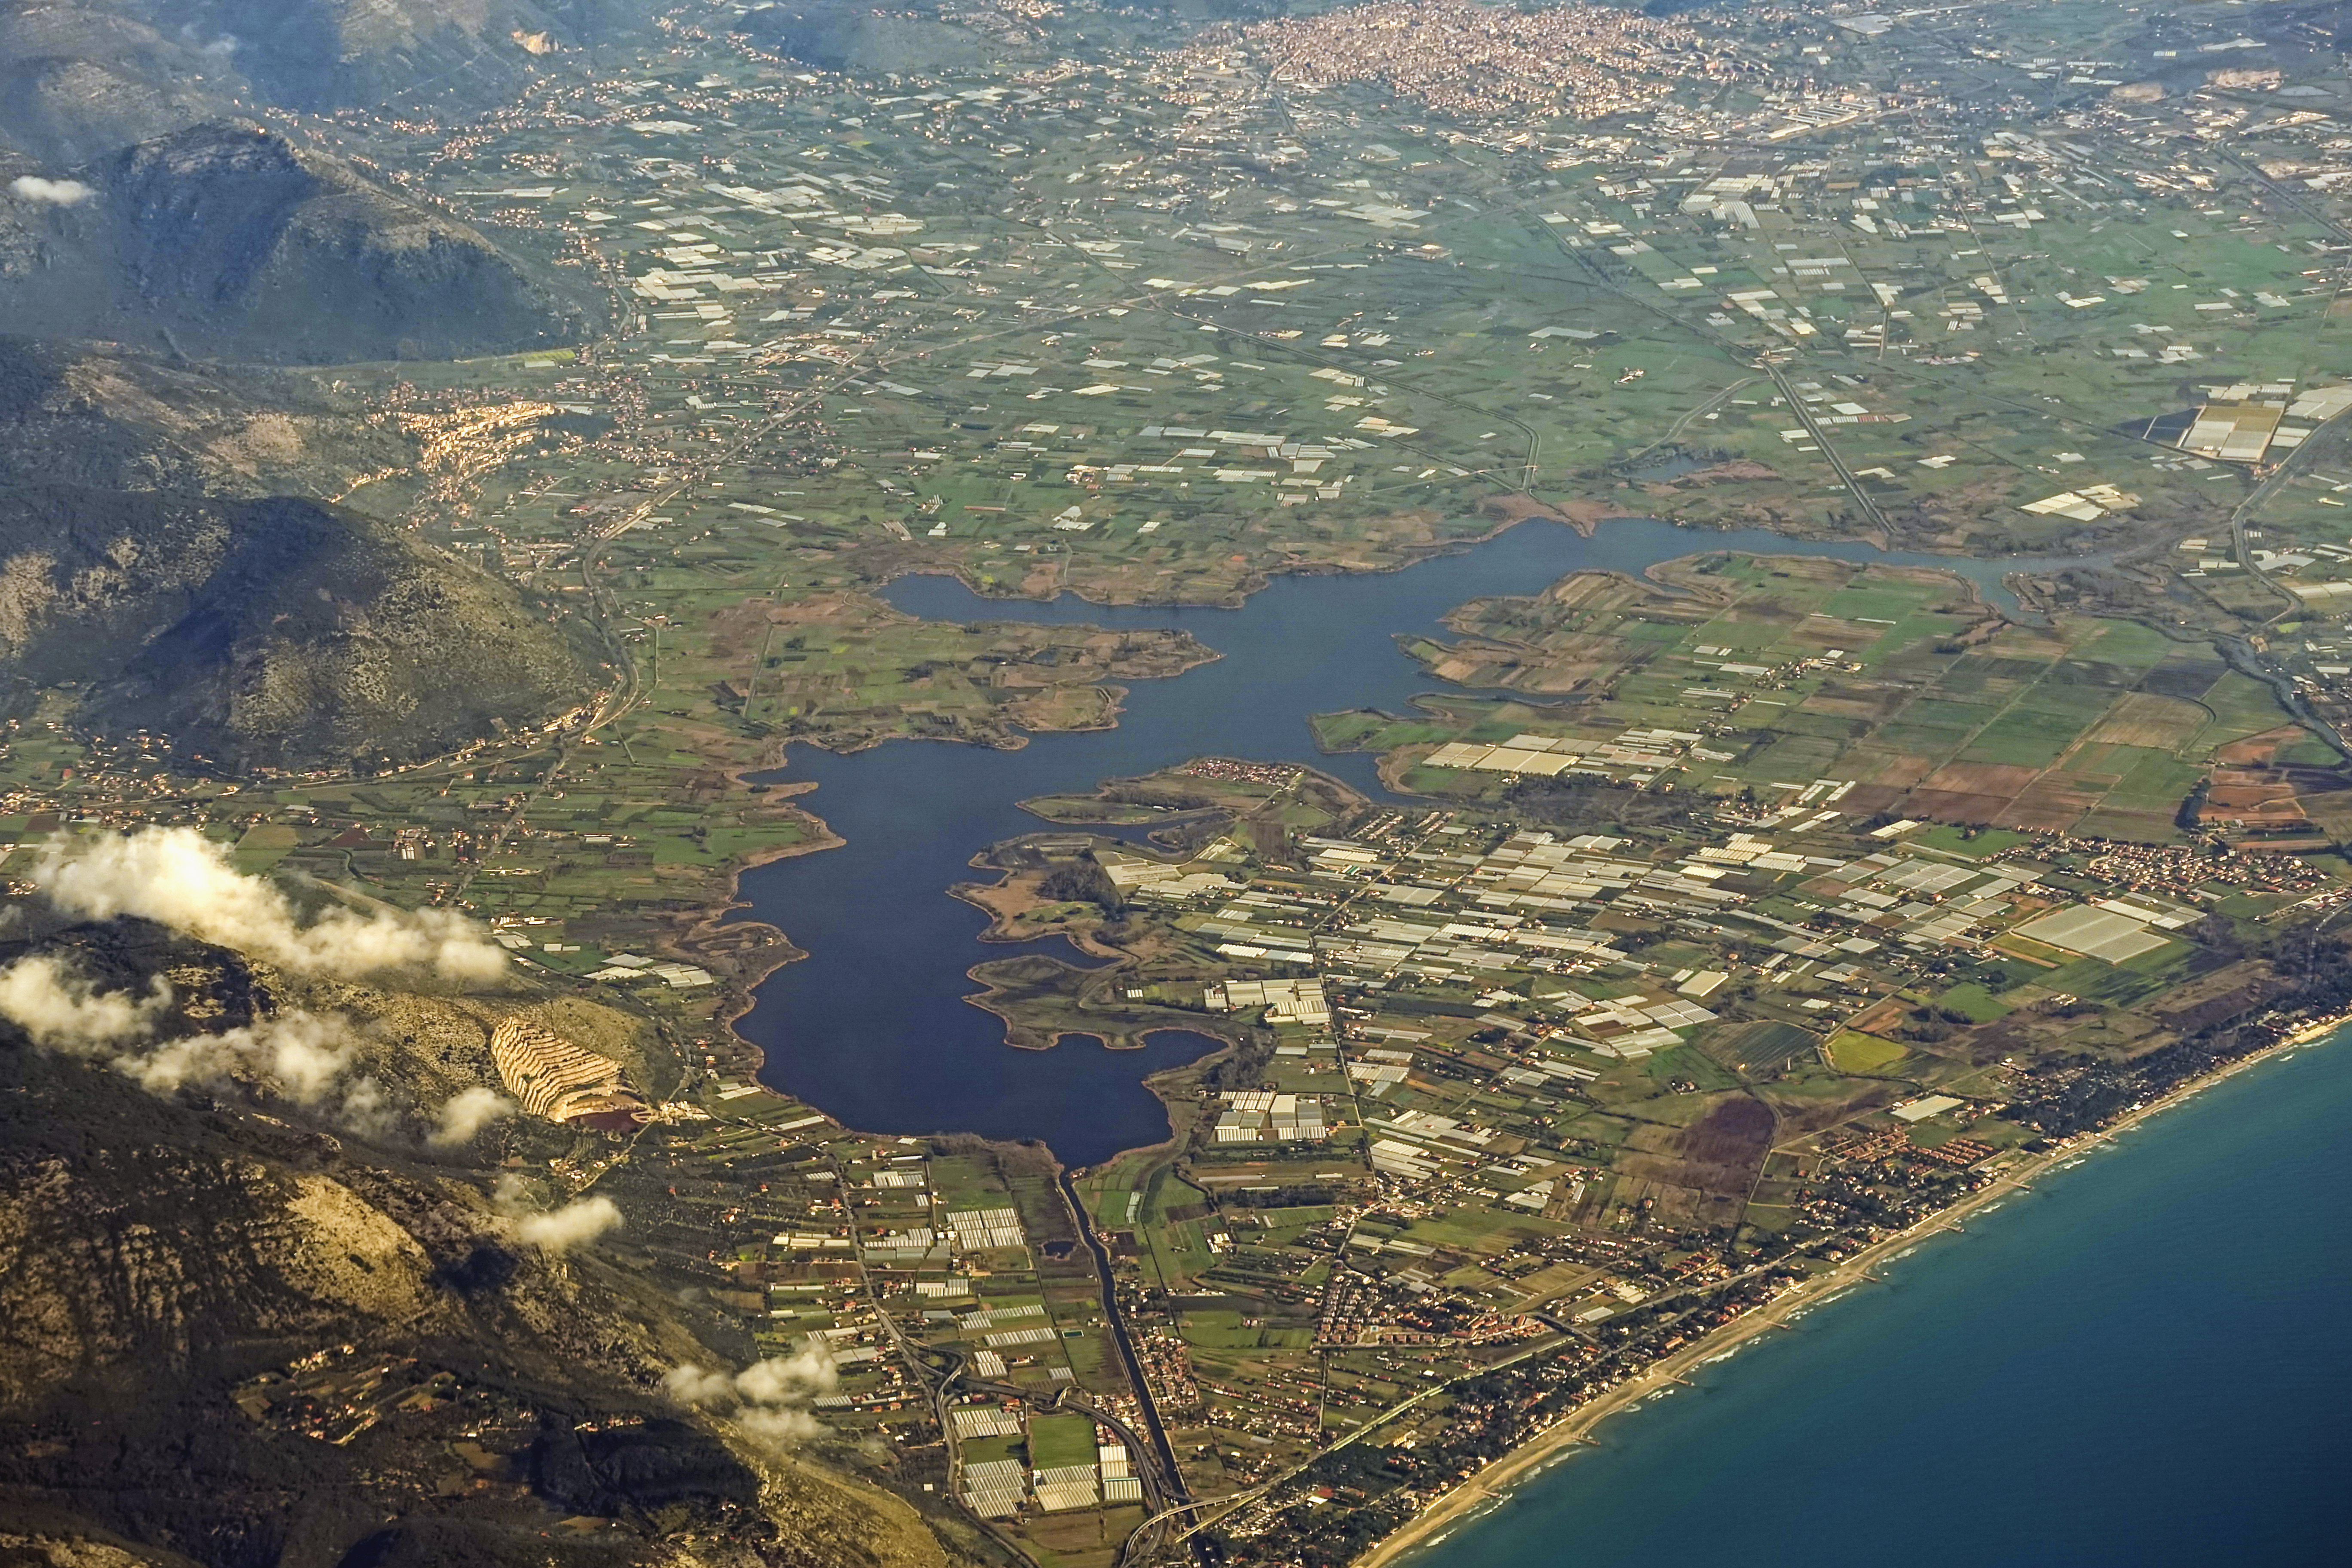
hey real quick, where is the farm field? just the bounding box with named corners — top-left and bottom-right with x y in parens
top-left (1321, 552), bottom-right (2309, 843)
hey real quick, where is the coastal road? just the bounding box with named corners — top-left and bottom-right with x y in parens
top-left (1149, 1254), bottom-right (1788, 1552)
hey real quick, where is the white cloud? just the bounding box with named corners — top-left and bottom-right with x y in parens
top-left (659, 1341), bottom-right (837, 1449)
top-left (34, 827), bottom-right (507, 984)
top-left (429, 1086), bottom-right (515, 1146)
top-left (734, 1344), bottom-right (839, 1405)
top-left (114, 1009), bottom-right (356, 1102)
top-left (0, 953), bottom-right (404, 1136)
top-left (0, 954), bottom-right (167, 1047)
top-left (514, 1194), bottom-right (621, 1251)
top-left (661, 1363), bottom-right (740, 1406)
top-left (9, 177), bottom-right (92, 207)
top-left (736, 1406), bottom-right (825, 1449)
top-left (0, 949), bottom-right (367, 1100)
top-left (177, 25), bottom-right (239, 63)
top-left (336, 1075), bottom-right (398, 1139)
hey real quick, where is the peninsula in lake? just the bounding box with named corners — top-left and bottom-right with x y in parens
top-left (1, 3), bottom-right (2350, 1567)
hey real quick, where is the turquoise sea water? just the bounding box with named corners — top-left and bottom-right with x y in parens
top-left (1414, 1032), bottom-right (2352, 1568)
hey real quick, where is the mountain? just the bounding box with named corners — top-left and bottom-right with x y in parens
top-left (0, 916), bottom-right (947, 1568)
top-left (0, 484), bottom-right (605, 770)
top-left (0, 121), bottom-right (601, 362)
top-left (0, 2), bottom-right (662, 165)
top-left (0, 334), bottom-right (413, 496)
top-left (734, 3), bottom-right (1003, 74)
top-left (150, 0), bottom-right (669, 111)
top-left (0, 3), bottom-right (233, 165)
top-left (165, 0), bottom-right (561, 112)
top-left (0, 346), bottom-right (594, 773)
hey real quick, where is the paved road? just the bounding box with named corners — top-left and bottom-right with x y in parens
top-left (1059, 1170), bottom-right (1190, 1504)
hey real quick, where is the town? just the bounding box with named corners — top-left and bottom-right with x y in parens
top-left (6, 2), bottom-right (2352, 1565)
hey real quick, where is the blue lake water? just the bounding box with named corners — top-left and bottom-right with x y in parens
top-left (720, 515), bottom-right (2342, 1561)
top-left (1414, 1032), bottom-right (2352, 1568)
top-left (730, 517), bottom-right (2088, 1167)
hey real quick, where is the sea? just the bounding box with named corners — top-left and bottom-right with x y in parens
top-left (725, 515), bottom-right (2348, 1559)
top-left (1412, 1031), bottom-right (2352, 1568)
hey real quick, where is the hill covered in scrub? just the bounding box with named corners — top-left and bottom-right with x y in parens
top-left (0, 0), bottom-right (654, 165)
top-left (0, 912), bottom-right (952, 1568)
top-left (0, 485), bottom-right (605, 769)
top-left (0, 334), bottom-right (413, 497)
top-left (0, 122), bottom-right (600, 362)
top-left (735, 2), bottom-right (1006, 74)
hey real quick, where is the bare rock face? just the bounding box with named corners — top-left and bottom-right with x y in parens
top-left (0, 1027), bottom-right (773, 1564)
top-left (0, 915), bottom-right (776, 1563)
top-left (0, 1146), bottom-right (442, 1396)
top-left (0, 1529), bottom-right (178, 1568)
top-left (0, 122), bottom-right (601, 361)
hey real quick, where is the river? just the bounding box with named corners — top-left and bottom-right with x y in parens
top-left (1411, 1031), bottom-right (2352, 1568)
top-left (730, 516), bottom-right (2087, 1167)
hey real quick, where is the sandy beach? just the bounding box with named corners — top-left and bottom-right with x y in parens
top-left (1354, 1015), bottom-right (2352, 1568)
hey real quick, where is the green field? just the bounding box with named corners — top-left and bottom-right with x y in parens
top-left (1027, 1413), bottom-right (1099, 1472)
top-left (1826, 1031), bottom-right (1912, 1076)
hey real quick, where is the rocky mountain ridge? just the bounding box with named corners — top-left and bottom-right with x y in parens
top-left (0, 121), bottom-right (600, 363)
top-left (0, 1), bottom-right (657, 165)
top-left (0, 335), bottom-right (412, 496)
top-left (0, 484), bottom-right (606, 769)
top-left (0, 915), bottom-right (961, 1568)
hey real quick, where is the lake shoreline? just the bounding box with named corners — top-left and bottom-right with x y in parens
top-left (714, 517), bottom-right (2160, 1170)
top-left (714, 527), bottom-right (2054, 1119)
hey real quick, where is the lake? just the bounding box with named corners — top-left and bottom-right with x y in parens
top-left (731, 516), bottom-right (2088, 1166)
top-left (725, 514), bottom-right (2339, 1562)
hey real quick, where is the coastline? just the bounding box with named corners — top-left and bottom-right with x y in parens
top-left (1352, 1012), bottom-right (2352, 1568)
top-left (605, 517), bottom-right (2341, 1554)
